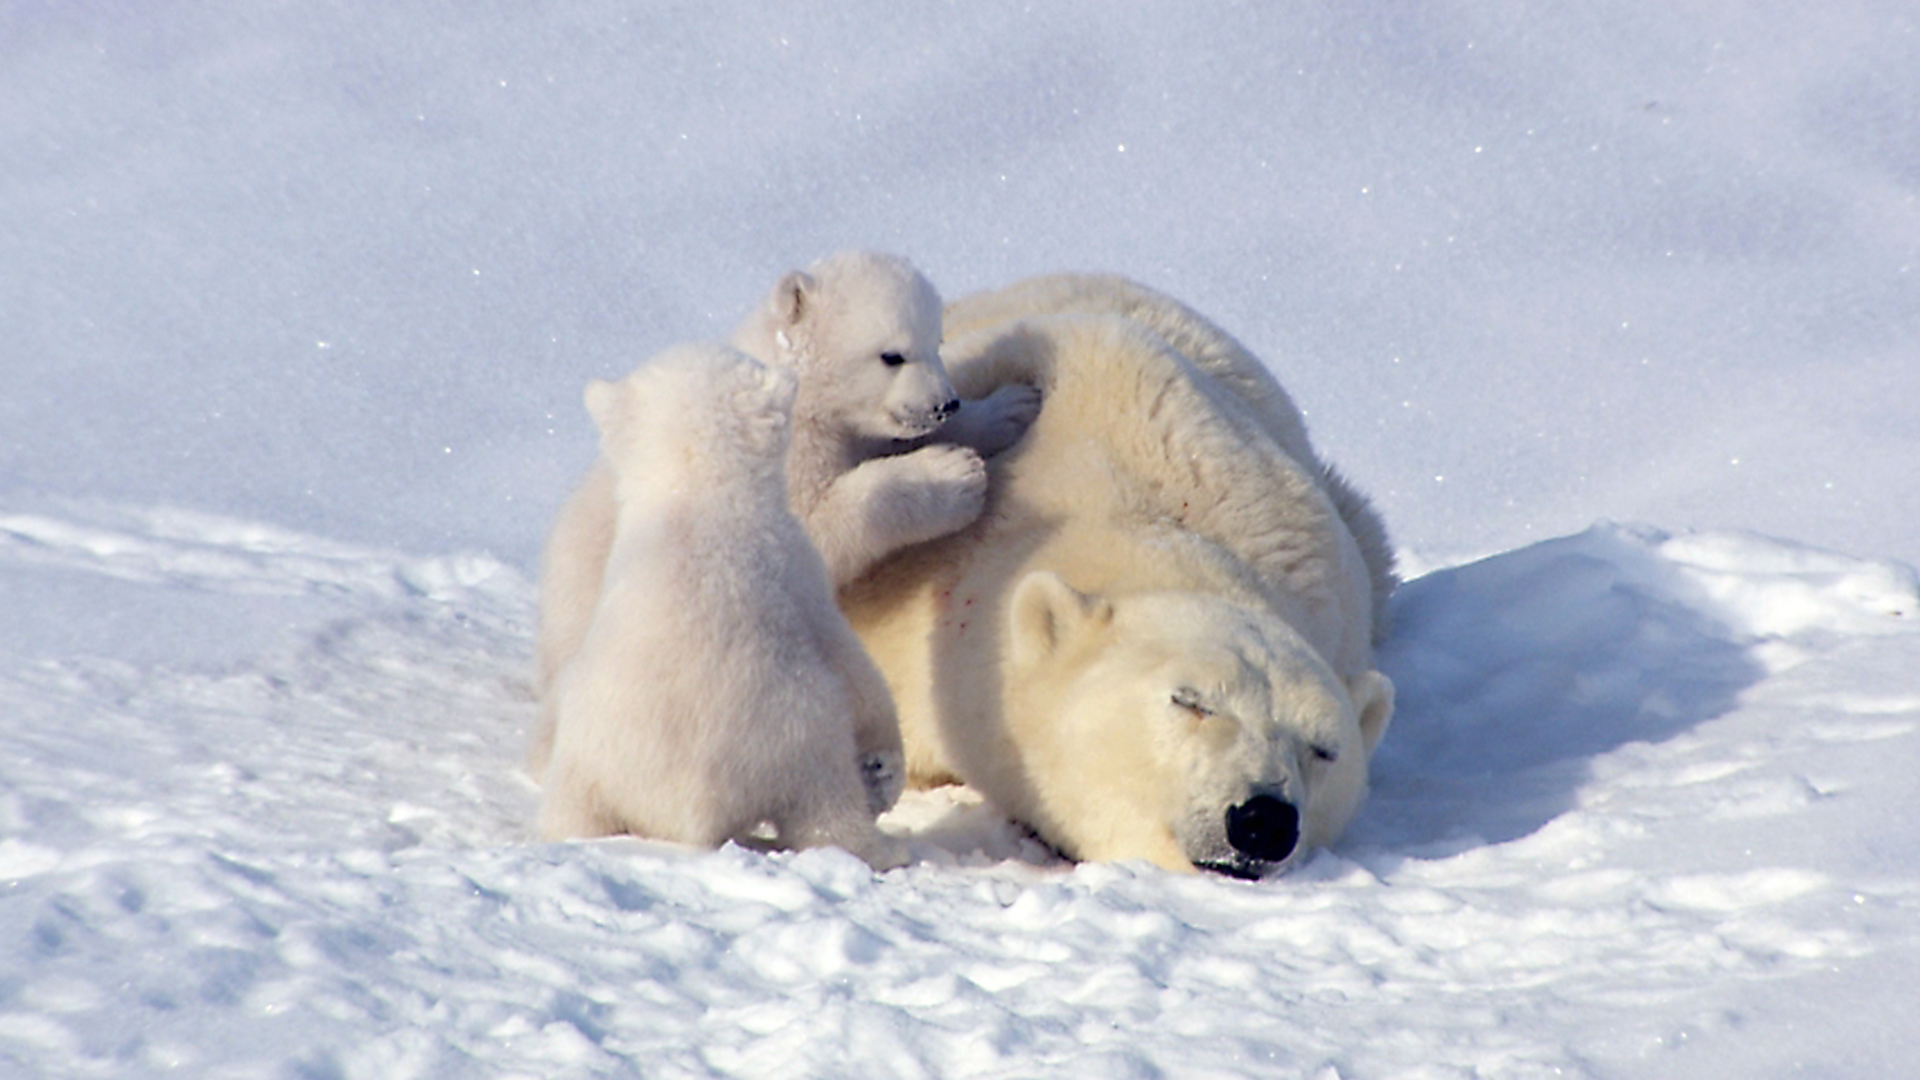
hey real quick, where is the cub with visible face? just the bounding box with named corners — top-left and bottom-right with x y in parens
top-left (529, 251), bottom-right (1037, 783)
top-left (730, 249), bottom-right (1038, 585)
top-left (537, 343), bottom-right (906, 871)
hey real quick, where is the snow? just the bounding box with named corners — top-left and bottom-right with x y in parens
top-left (3, 4), bottom-right (1917, 1078)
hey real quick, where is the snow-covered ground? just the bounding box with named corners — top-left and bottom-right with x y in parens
top-left (4, 4), bottom-right (1918, 1078)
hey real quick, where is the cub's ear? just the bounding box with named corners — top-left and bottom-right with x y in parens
top-left (582, 378), bottom-right (622, 434)
top-left (1008, 571), bottom-right (1111, 667)
top-left (769, 270), bottom-right (817, 327)
top-left (1347, 670), bottom-right (1395, 756)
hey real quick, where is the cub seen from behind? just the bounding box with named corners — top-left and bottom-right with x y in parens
top-left (538, 343), bottom-right (908, 871)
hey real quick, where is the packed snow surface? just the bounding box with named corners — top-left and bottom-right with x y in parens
top-left (3, 508), bottom-right (1916, 1078)
top-left (4, 3), bottom-right (1919, 1078)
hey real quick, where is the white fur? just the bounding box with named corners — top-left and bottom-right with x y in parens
top-left (942, 272), bottom-right (1395, 635)
top-left (731, 249), bottom-right (1038, 585)
top-left (537, 343), bottom-right (906, 870)
top-left (841, 276), bottom-right (1397, 877)
top-left (529, 251), bottom-right (1036, 781)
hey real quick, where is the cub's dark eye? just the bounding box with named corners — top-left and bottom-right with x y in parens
top-left (1309, 744), bottom-right (1339, 763)
top-left (880, 351), bottom-right (907, 367)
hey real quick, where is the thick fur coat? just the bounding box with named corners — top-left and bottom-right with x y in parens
top-left (841, 275), bottom-right (1396, 877)
top-left (529, 251), bottom-right (1036, 780)
top-left (538, 344), bottom-right (906, 870)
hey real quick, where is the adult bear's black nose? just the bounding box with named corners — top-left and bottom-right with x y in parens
top-left (936, 397), bottom-right (961, 420)
top-left (1224, 795), bottom-right (1300, 863)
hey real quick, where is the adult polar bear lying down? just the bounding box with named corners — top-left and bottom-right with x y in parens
top-left (841, 275), bottom-right (1396, 878)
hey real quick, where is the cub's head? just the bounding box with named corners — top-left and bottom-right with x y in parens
top-left (585, 343), bottom-right (797, 484)
top-left (744, 250), bottom-right (958, 440)
top-left (1005, 571), bottom-right (1394, 879)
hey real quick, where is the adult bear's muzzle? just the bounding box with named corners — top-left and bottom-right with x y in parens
top-left (1224, 794), bottom-right (1301, 865)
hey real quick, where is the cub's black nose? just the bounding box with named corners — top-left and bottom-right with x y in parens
top-left (1225, 795), bottom-right (1300, 863)
top-left (936, 397), bottom-right (961, 419)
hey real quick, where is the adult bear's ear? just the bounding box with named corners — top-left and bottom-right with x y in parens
top-left (1009, 571), bottom-right (1111, 667)
top-left (582, 378), bottom-right (622, 435)
top-left (1346, 670), bottom-right (1395, 756)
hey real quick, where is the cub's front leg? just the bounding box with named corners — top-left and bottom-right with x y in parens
top-left (827, 628), bottom-right (906, 815)
top-left (806, 444), bottom-right (987, 587)
top-left (937, 382), bottom-right (1041, 457)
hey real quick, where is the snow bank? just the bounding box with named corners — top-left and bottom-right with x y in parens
top-left (3, 506), bottom-right (1916, 1078)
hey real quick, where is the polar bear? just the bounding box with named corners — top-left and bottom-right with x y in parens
top-left (840, 276), bottom-right (1397, 877)
top-left (731, 250), bottom-right (1041, 584)
top-left (529, 251), bottom-right (1038, 780)
top-left (538, 343), bottom-right (908, 870)
top-left (938, 272), bottom-right (1396, 632)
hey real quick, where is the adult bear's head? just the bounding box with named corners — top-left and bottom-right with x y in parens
top-left (1003, 571), bottom-right (1395, 878)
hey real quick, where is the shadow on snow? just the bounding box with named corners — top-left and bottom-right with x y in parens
top-left (1349, 524), bottom-right (1769, 858)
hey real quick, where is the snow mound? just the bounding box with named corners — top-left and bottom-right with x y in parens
top-left (3, 505), bottom-right (1917, 1077)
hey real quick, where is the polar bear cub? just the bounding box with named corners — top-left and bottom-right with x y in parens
top-left (537, 343), bottom-right (908, 870)
top-left (730, 249), bottom-right (1039, 585)
top-left (530, 251), bottom-right (1037, 781)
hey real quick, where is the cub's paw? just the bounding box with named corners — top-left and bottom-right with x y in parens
top-left (854, 832), bottom-right (913, 872)
top-left (948, 382), bottom-right (1041, 457)
top-left (867, 444), bottom-right (986, 551)
top-left (859, 750), bottom-right (906, 815)
top-left (910, 444), bottom-right (988, 524)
